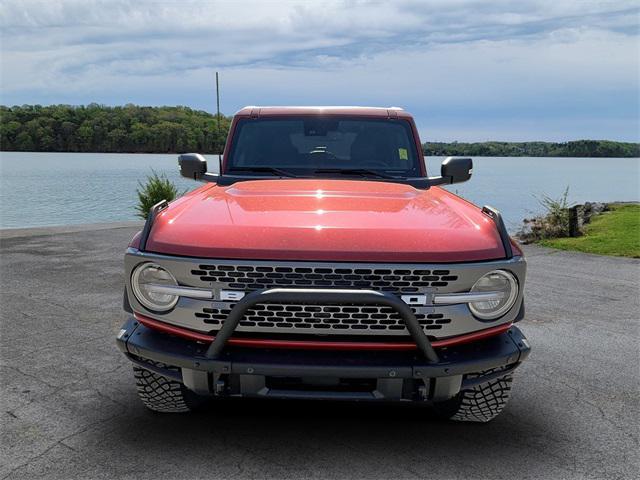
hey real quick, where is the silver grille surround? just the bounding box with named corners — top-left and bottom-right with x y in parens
top-left (125, 249), bottom-right (527, 339)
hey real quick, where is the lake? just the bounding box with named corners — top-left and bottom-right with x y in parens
top-left (1, 152), bottom-right (638, 231)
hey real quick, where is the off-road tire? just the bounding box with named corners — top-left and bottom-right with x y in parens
top-left (433, 368), bottom-right (514, 423)
top-left (133, 361), bottom-right (202, 413)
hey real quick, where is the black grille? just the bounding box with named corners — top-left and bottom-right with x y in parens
top-left (191, 264), bottom-right (458, 295)
top-left (195, 304), bottom-right (451, 335)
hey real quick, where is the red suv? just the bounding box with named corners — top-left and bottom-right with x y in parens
top-left (117, 106), bottom-right (530, 422)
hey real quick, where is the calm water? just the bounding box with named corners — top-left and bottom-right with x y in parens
top-left (1, 152), bottom-right (638, 231)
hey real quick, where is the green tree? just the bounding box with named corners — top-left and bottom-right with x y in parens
top-left (14, 131), bottom-right (34, 151)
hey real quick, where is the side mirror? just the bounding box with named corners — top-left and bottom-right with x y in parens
top-left (429, 157), bottom-right (473, 186)
top-left (179, 153), bottom-right (209, 181)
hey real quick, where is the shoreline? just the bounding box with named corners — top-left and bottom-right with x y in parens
top-left (1, 150), bottom-right (639, 159)
top-left (0, 220), bottom-right (143, 239)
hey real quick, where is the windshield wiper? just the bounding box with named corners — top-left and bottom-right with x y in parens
top-left (228, 166), bottom-right (298, 178)
top-left (314, 168), bottom-right (401, 179)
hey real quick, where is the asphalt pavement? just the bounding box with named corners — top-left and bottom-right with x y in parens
top-left (1, 224), bottom-right (638, 479)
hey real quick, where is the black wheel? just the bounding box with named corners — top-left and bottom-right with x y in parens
top-left (433, 368), bottom-right (514, 423)
top-left (133, 361), bottom-right (203, 413)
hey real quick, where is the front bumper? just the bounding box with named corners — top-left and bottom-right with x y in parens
top-left (117, 317), bottom-right (531, 402)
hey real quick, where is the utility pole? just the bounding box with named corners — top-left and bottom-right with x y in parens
top-left (216, 71), bottom-right (222, 173)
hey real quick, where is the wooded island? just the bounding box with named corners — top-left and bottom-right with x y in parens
top-left (1, 104), bottom-right (638, 157)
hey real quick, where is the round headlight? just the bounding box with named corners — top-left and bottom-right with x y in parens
top-left (131, 263), bottom-right (179, 312)
top-left (468, 270), bottom-right (518, 320)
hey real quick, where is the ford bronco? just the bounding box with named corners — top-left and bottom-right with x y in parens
top-left (117, 106), bottom-right (530, 422)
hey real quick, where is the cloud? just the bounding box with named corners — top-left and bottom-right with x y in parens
top-left (1, 0), bottom-right (638, 141)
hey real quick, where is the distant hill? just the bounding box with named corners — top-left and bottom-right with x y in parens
top-left (425, 140), bottom-right (639, 158)
top-left (1, 104), bottom-right (638, 157)
top-left (0, 104), bottom-right (231, 154)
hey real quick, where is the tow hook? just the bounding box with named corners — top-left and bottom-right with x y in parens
top-left (215, 378), bottom-right (226, 395)
top-left (418, 383), bottom-right (428, 401)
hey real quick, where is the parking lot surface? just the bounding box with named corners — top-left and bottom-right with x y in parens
top-left (1, 224), bottom-right (638, 479)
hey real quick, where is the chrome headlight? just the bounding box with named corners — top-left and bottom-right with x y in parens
top-left (468, 270), bottom-right (518, 320)
top-left (131, 263), bottom-right (179, 312)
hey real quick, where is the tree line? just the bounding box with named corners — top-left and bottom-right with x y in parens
top-left (425, 140), bottom-right (639, 158)
top-left (0, 104), bottom-right (231, 154)
top-left (1, 104), bottom-right (638, 157)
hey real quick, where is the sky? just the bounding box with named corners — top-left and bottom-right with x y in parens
top-left (1, 0), bottom-right (639, 142)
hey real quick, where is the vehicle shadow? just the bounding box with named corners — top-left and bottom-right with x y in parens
top-left (95, 395), bottom-right (554, 478)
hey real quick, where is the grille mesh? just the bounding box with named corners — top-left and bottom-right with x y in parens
top-left (195, 303), bottom-right (452, 335)
top-left (191, 264), bottom-right (458, 295)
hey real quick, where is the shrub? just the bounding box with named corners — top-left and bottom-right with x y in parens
top-left (135, 170), bottom-right (181, 219)
top-left (534, 186), bottom-right (571, 237)
top-left (518, 186), bottom-right (573, 242)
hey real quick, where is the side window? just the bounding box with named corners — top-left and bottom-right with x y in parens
top-left (231, 122), bottom-right (256, 166)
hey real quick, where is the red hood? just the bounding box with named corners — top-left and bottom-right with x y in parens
top-left (142, 179), bottom-right (506, 262)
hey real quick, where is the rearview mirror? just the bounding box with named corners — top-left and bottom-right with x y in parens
top-left (429, 157), bottom-right (473, 186)
top-left (179, 153), bottom-right (209, 180)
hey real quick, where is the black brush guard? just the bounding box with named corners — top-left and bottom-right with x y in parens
top-left (204, 288), bottom-right (440, 362)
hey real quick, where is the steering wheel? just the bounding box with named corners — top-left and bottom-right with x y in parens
top-left (309, 150), bottom-right (339, 161)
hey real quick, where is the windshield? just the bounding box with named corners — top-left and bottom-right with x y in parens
top-left (225, 117), bottom-right (421, 178)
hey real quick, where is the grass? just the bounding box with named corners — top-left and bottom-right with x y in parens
top-left (539, 203), bottom-right (640, 258)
